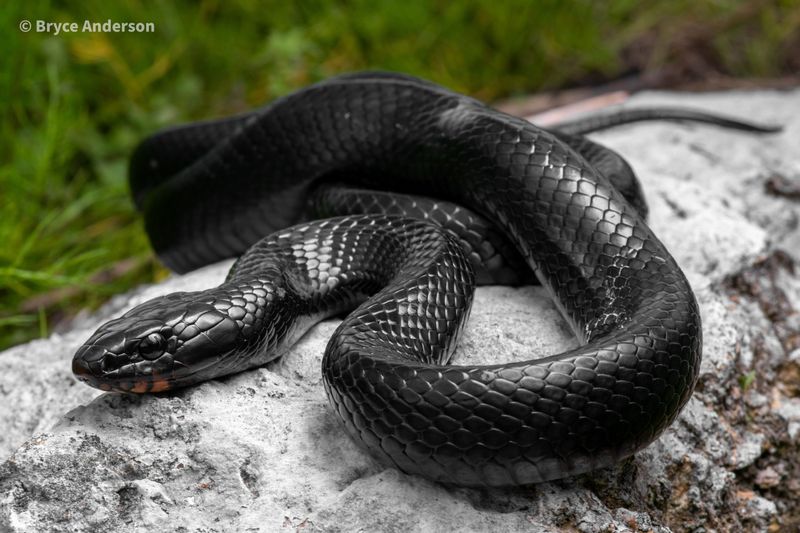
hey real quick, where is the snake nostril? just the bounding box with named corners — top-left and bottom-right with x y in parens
top-left (75, 344), bottom-right (105, 363)
top-left (99, 352), bottom-right (131, 373)
top-left (71, 355), bottom-right (92, 378)
top-left (72, 344), bottom-right (107, 378)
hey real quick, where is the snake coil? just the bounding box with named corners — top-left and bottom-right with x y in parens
top-left (70, 72), bottom-right (767, 487)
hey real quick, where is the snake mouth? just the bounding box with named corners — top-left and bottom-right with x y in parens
top-left (72, 340), bottom-right (181, 393)
top-left (72, 341), bottom-right (235, 394)
top-left (71, 353), bottom-right (175, 393)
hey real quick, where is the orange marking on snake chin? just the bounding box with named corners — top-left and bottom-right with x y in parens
top-left (130, 382), bottom-right (150, 393)
top-left (148, 380), bottom-right (171, 393)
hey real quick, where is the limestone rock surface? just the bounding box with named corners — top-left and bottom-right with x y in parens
top-left (2, 88), bottom-right (800, 532)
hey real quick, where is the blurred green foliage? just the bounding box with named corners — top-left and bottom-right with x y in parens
top-left (1, 0), bottom-right (799, 350)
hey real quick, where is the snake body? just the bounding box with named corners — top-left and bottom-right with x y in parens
top-left (73, 72), bottom-right (780, 486)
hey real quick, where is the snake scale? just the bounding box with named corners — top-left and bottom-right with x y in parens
top-left (72, 72), bottom-right (778, 487)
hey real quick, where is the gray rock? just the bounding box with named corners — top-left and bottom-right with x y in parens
top-left (2, 88), bottom-right (799, 532)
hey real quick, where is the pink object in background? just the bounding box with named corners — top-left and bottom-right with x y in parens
top-left (527, 90), bottom-right (630, 126)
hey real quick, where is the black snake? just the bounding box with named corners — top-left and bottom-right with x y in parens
top-left (72, 72), bottom-right (778, 487)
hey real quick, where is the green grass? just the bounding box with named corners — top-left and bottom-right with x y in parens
top-left (1, 0), bottom-right (799, 351)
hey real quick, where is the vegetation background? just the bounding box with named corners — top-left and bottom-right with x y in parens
top-left (2, 0), bottom-right (799, 350)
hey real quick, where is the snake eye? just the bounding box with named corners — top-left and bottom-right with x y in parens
top-left (138, 332), bottom-right (167, 360)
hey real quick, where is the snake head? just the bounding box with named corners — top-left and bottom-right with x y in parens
top-left (72, 292), bottom-right (242, 393)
